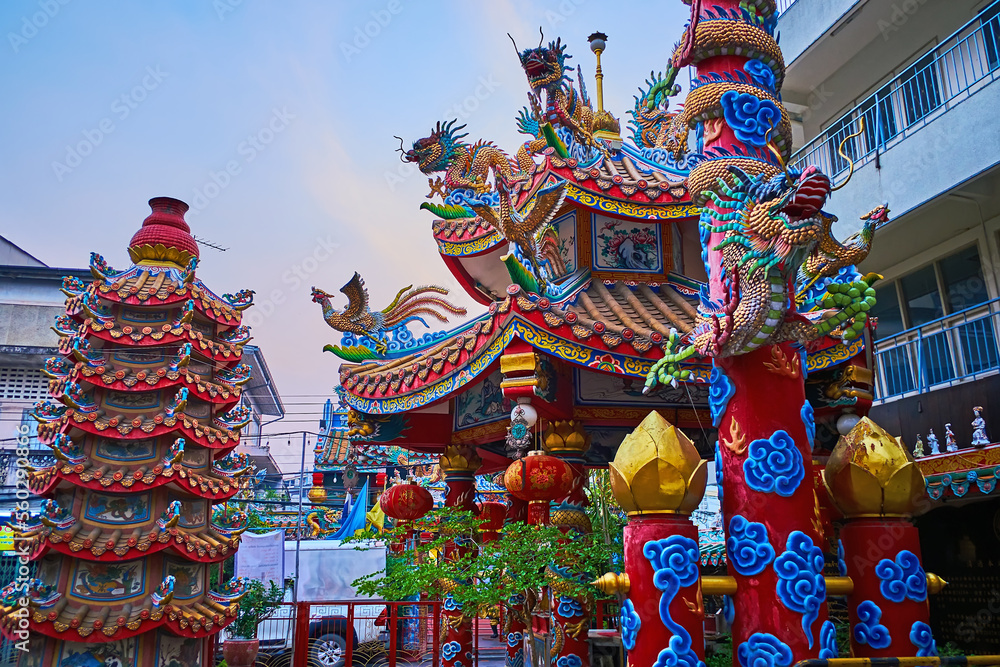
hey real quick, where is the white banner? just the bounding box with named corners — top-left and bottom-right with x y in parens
top-left (236, 530), bottom-right (285, 587)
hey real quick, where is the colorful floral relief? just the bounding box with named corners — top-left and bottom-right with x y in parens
top-left (593, 215), bottom-right (662, 273)
top-left (164, 559), bottom-right (203, 599)
top-left (587, 353), bottom-right (623, 373)
top-left (85, 492), bottom-right (151, 523)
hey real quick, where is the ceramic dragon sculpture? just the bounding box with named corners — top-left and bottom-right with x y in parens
top-left (644, 0), bottom-right (881, 392)
top-left (403, 119), bottom-right (541, 218)
top-left (513, 32), bottom-right (614, 155)
top-left (312, 272), bottom-right (466, 356)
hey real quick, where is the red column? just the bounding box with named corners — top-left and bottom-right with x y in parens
top-left (440, 446), bottom-right (481, 667)
top-left (841, 519), bottom-right (934, 657)
top-left (504, 496), bottom-right (529, 667)
top-left (545, 421), bottom-right (592, 667)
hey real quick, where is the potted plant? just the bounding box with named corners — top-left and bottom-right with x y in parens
top-left (223, 580), bottom-right (285, 667)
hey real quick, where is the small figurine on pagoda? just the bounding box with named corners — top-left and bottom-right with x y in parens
top-left (928, 428), bottom-right (941, 454)
top-left (945, 423), bottom-right (958, 452)
top-left (971, 406), bottom-right (989, 447)
top-left (913, 434), bottom-right (925, 458)
top-left (0, 197), bottom-right (252, 665)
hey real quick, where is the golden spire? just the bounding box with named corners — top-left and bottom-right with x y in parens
top-left (609, 411), bottom-right (707, 515)
top-left (588, 31), bottom-right (622, 148)
top-left (823, 417), bottom-right (926, 518)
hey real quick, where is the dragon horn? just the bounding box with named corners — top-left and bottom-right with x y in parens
top-left (508, 33), bottom-right (519, 55)
top-left (538, 26), bottom-right (544, 47)
top-left (393, 135), bottom-right (407, 163)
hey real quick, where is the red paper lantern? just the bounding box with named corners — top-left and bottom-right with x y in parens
top-left (312, 472), bottom-right (324, 486)
top-left (380, 481), bottom-right (433, 521)
top-left (376, 471), bottom-right (387, 487)
top-left (503, 451), bottom-right (573, 502)
top-left (477, 501), bottom-right (506, 533)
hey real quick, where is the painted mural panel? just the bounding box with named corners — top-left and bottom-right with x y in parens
top-left (119, 307), bottom-right (169, 324)
top-left (71, 561), bottom-right (144, 601)
top-left (592, 214), bottom-right (663, 273)
top-left (576, 367), bottom-right (709, 406)
top-left (104, 390), bottom-right (159, 410)
top-left (164, 558), bottom-right (203, 599)
top-left (95, 437), bottom-right (157, 461)
top-left (184, 398), bottom-right (212, 418)
top-left (112, 349), bottom-right (166, 365)
top-left (156, 632), bottom-right (203, 667)
top-left (453, 367), bottom-right (511, 430)
top-left (544, 211), bottom-right (577, 281)
top-left (182, 446), bottom-right (209, 468)
top-left (85, 492), bottom-right (151, 523)
top-left (58, 637), bottom-right (137, 667)
top-left (176, 499), bottom-right (207, 528)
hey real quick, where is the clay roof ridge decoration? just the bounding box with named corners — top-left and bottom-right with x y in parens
top-left (128, 197), bottom-right (200, 267)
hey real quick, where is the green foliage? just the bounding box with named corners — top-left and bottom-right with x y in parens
top-left (705, 636), bottom-right (731, 667)
top-left (344, 507), bottom-right (614, 614)
top-left (835, 619), bottom-right (851, 658)
top-left (938, 641), bottom-right (967, 657)
top-left (230, 580), bottom-right (285, 639)
top-left (585, 470), bottom-right (626, 573)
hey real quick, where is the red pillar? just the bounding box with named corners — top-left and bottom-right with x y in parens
top-left (717, 347), bottom-right (830, 659)
top-left (825, 417), bottom-right (939, 658)
top-left (605, 412), bottom-right (707, 667)
top-left (439, 446), bottom-right (481, 667)
top-left (544, 421), bottom-right (592, 667)
top-left (504, 495), bottom-right (529, 667)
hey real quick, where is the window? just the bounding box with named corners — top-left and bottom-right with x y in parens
top-left (859, 83), bottom-right (898, 151)
top-left (939, 245), bottom-right (989, 311)
top-left (871, 284), bottom-right (905, 340)
top-left (898, 51), bottom-right (941, 126)
top-left (900, 265), bottom-right (944, 327)
top-left (981, 2), bottom-right (1000, 72)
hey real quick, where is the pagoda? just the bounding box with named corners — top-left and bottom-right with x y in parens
top-left (0, 198), bottom-right (254, 666)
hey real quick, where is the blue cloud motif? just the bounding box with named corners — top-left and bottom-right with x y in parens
top-left (819, 620), bottom-right (838, 659)
top-left (709, 366), bottom-right (735, 427)
top-left (620, 599), bottom-right (641, 651)
top-left (644, 536), bottom-right (705, 667)
top-left (875, 550), bottom-right (927, 603)
top-left (801, 400), bottom-right (816, 446)
top-left (557, 595), bottom-right (584, 618)
top-left (720, 90), bottom-right (782, 147)
top-left (744, 430), bottom-right (805, 497)
top-left (837, 540), bottom-right (847, 577)
top-left (737, 633), bottom-right (793, 667)
top-left (443, 595), bottom-right (463, 611)
top-left (773, 531), bottom-right (826, 648)
top-left (509, 593), bottom-right (526, 605)
top-left (557, 655), bottom-right (582, 667)
top-left (726, 515), bottom-right (775, 576)
top-left (442, 641), bottom-right (462, 661)
top-left (744, 59), bottom-right (776, 92)
top-left (715, 440), bottom-right (724, 506)
top-left (854, 601), bottom-right (891, 649)
top-left (723, 595), bottom-right (734, 626)
top-left (910, 621), bottom-right (937, 657)
top-left (507, 632), bottom-right (524, 648)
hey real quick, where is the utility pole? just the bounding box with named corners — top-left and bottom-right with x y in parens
top-left (292, 431), bottom-right (307, 603)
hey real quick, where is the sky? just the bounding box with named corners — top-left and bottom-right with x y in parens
top-left (1, 0), bottom-right (691, 459)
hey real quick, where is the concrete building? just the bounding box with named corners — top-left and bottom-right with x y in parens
top-left (779, 0), bottom-right (1000, 650)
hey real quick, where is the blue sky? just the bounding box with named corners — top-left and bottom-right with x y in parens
top-left (1, 0), bottom-right (690, 440)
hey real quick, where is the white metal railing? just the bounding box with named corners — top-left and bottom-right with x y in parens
top-left (776, 0), bottom-right (800, 15)
top-left (873, 298), bottom-right (1000, 402)
top-left (790, 0), bottom-right (1000, 181)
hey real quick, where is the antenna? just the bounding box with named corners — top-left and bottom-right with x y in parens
top-left (193, 235), bottom-right (229, 252)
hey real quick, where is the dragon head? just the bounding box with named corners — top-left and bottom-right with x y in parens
top-left (516, 35), bottom-right (569, 92)
top-left (403, 119), bottom-right (468, 174)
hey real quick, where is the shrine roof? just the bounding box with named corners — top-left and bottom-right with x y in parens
top-left (338, 278), bottom-right (864, 415)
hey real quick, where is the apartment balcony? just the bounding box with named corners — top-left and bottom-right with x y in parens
top-left (873, 298), bottom-right (1000, 403)
top-left (789, 4), bottom-right (1000, 238)
top-left (776, 0), bottom-right (864, 66)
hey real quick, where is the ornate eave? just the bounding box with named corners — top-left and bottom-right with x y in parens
top-left (921, 441), bottom-right (1000, 501)
top-left (37, 409), bottom-right (244, 449)
top-left (17, 520), bottom-right (241, 563)
top-left (338, 280), bottom-right (866, 415)
top-left (0, 593), bottom-right (239, 643)
top-left (29, 461), bottom-right (243, 500)
top-left (58, 319), bottom-right (248, 365)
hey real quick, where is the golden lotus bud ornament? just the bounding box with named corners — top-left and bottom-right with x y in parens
top-left (609, 411), bottom-right (707, 515)
top-left (824, 417), bottom-right (926, 517)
